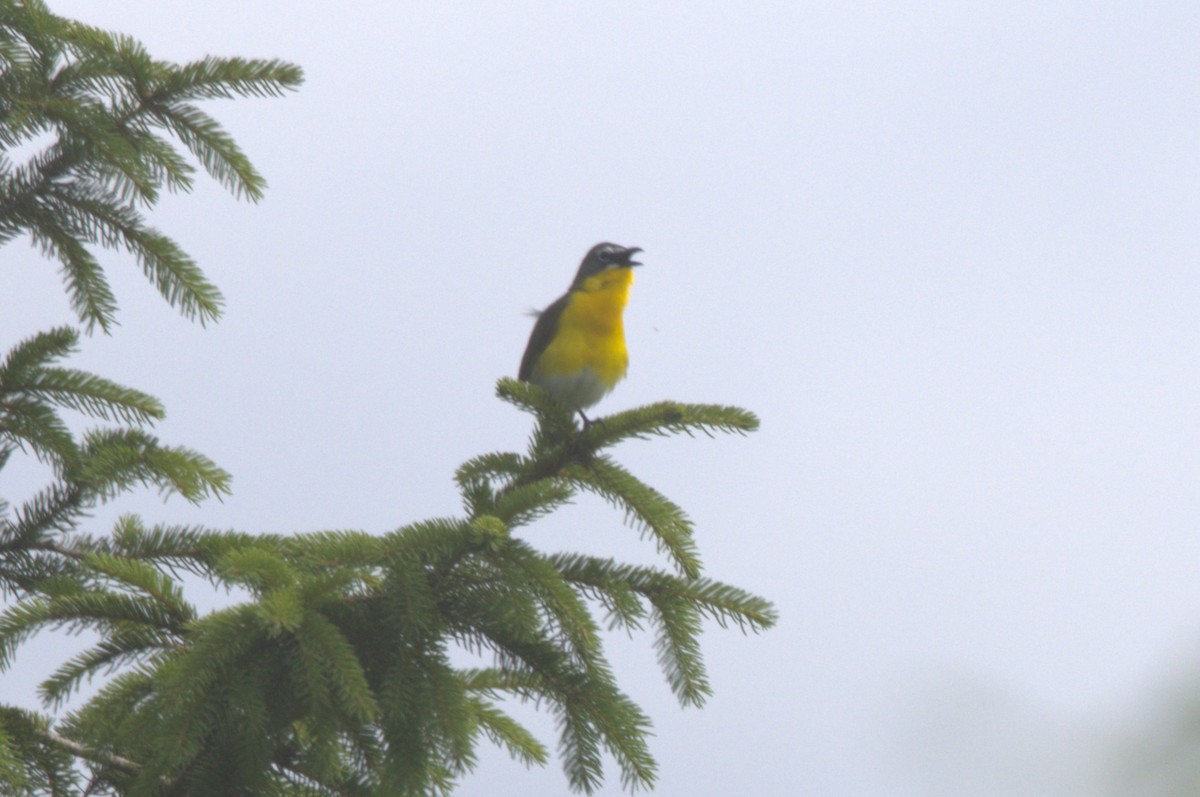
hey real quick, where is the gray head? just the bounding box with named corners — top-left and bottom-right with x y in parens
top-left (570, 242), bottom-right (643, 290)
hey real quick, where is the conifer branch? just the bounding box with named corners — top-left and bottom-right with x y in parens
top-left (585, 400), bottom-right (761, 444)
top-left (0, 396), bottom-right (79, 468)
top-left (76, 428), bottom-right (231, 503)
top-left (491, 378), bottom-right (761, 579)
top-left (465, 696), bottom-right (549, 768)
top-left (560, 455), bottom-right (701, 579)
top-left (650, 593), bottom-right (710, 707)
top-left (36, 727), bottom-right (140, 775)
top-left (0, 1), bottom-right (302, 329)
top-left (1, 328), bottom-right (164, 426)
top-left (101, 516), bottom-right (267, 580)
top-left (550, 553), bottom-right (779, 633)
top-left (150, 100), bottom-right (266, 201)
top-left (39, 630), bottom-right (173, 709)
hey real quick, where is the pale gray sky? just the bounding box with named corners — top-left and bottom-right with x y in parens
top-left (3, 2), bottom-right (1200, 794)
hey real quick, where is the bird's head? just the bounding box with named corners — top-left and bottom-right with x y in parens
top-left (571, 242), bottom-right (643, 289)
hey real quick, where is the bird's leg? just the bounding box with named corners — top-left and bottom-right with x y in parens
top-left (578, 410), bottom-right (600, 430)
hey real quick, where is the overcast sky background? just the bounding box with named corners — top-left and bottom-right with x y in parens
top-left (3, 2), bottom-right (1200, 794)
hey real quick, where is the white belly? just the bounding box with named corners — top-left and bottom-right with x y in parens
top-left (535, 368), bottom-right (613, 411)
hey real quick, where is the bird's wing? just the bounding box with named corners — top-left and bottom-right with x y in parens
top-left (519, 293), bottom-right (570, 380)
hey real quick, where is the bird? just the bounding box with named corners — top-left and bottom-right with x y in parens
top-left (519, 242), bottom-right (643, 425)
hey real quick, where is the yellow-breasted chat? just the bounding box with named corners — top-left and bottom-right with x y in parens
top-left (519, 243), bottom-right (643, 424)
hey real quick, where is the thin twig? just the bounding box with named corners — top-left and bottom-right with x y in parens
top-left (36, 727), bottom-right (141, 775)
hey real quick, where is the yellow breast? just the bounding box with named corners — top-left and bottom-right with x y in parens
top-left (534, 267), bottom-right (633, 393)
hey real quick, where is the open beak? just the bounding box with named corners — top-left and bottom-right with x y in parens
top-left (625, 246), bottom-right (644, 267)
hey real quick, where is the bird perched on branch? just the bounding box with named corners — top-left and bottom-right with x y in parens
top-left (519, 242), bottom-right (643, 425)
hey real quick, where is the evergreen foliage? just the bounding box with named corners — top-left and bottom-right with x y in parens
top-left (2, 387), bottom-right (774, 796)
top-left (0, 0), bottom-right (302, 332)
top-left (0, 326), bottom-right (230, 597)
top-left (1, 3), bottom-right (775, 795)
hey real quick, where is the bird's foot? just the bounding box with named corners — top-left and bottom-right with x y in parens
top-left (578, 410), bottom-right (604, 431)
